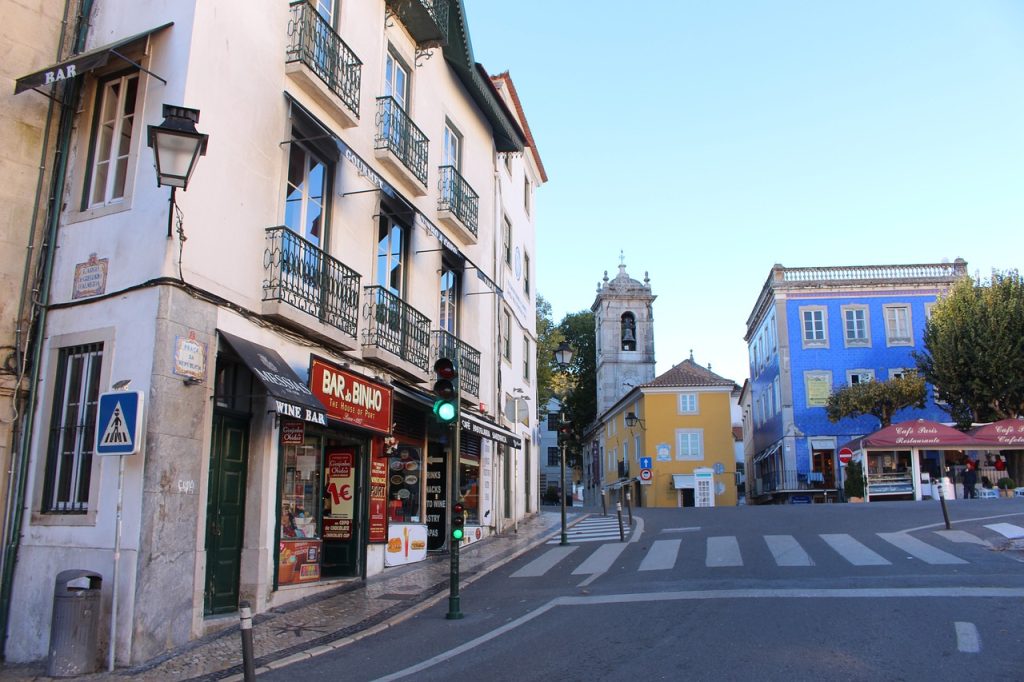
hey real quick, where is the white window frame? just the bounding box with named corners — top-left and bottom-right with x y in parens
top-left (85, 71), bottom-right (141, 211)
top-left (675, 429), bottom-right (704, 461)
top-left (846, 369), bottom-right (875, 386)
top-left (501, 309), bottom-right (511, 362)
top-left (522, 334), bottom-right (530, 381)
top-left (773, 375), bottom-right (781, 415)
top-left (800, 306), bottom-right (829, 349)
top-left (804, 370), bottom-right (833, 408)
top-left (841, 304), bottom-right (871, 348)
top-left (883, 304), bottom-right (913, 347)
top-left (678, 392), bottom-right (698, 414)
top-left (888, 368), bottom-right (911, 380)
top-left (503, 216), bottom-right (512, 266)
top-left (924, 302), bottom-right (936, 320)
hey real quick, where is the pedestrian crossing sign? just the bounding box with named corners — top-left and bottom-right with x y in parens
top-left (95, 391), bottom-right (144, 456)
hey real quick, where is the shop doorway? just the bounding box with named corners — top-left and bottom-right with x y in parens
top-left (205, 413), bottom-right (250, 615)
top-left (322, 444), bottom-right (363, 578)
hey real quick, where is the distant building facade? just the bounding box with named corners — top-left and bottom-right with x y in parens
top-left (743, 260), bottom-right (967, 504)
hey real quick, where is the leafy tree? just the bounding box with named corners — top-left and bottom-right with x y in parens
top-left (844, 459), bottom-right (865, 499)
top-left (534, 294), bottom-right (560, 417)
top-left (826, 374), bottom-right (927, 428)
top-left (556, 310), bottom-right (596, 467)
top-left (915, 272), bottom-right (1024, 428)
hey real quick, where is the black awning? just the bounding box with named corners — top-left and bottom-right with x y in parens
top-left (14, 22), bottom-right (172, 95)
top-left (459, 414), bottom-right (522, 450)
top-left (219, 331), bottom-right (326, 425)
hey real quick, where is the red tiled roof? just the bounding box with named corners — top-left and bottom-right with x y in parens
top-left (642, 359), bottom-right (736, 388)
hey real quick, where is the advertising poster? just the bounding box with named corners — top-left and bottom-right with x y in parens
top-left (425, 454), bottom-right (447, 551)
top-left (384, 523), bottom-right (428, 566)
top-left (324, 450), bottom-right (355, 540)
top-left (278, 539), bottom-right (321, 585)
top-left (368, 455), bottom-right (388, 543)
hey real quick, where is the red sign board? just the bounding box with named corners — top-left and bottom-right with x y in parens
top-left (639, 468), bottom-right (653, 482)
top-left (368, 456), bottom-right (388, 544)
top-left (838, 447), bottom-right (854, 464)
top-left (310, 358), bottom-right (393, 433)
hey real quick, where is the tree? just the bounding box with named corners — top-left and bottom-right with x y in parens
top-left (826, 374), bottom-right (927, 428)
top-left (915, 271), bottom-right (1024, 428)
top-left (556, 310), bottom-right (596, 467)
top-left (534, 294), bottom-right (560, 417)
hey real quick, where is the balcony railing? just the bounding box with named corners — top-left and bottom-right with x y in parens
top-left (362, 286), bottom-right (431, 372)
top-left (375, 97), bottom-right (428, 187)
top-left (263, 227), bottom-right (361, 337)
top-left (437, 165), bottom-right (479, 237)
top-left (752, 469), bottom-right (836, 496)
top-left (385, 0), bottom-right (449, 46)
top-left (431, 330), bottom-right (480, 397)
top-left (286, 1), bottom-right (362, 117)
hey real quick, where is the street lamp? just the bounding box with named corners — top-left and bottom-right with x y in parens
top-left (147, 104), bottom-right (209, 236)
top-left (553, 341), bottom-right (574, 546)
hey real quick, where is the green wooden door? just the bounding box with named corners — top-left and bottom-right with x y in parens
top-left (205, 413), bottom-right (249, 615)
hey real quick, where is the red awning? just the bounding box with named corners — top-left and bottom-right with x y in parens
top-left (970, 419), bottom-right (1024, 447)
top-left (845, 419), bottom-right (999, 450)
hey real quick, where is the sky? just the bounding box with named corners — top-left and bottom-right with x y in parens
top-left (464, 1), bottom-right (1024, 386)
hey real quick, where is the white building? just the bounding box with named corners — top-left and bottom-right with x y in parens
top-left (4, 0), bottom-right (544, 666)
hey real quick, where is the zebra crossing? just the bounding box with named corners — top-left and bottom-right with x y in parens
top-left (545, 515), bottom-right (627, 544)
top-left (514, 523), bottom-right (1024, 579)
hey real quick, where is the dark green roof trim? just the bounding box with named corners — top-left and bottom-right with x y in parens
top-left (442, 0), bottom-right (526, 153)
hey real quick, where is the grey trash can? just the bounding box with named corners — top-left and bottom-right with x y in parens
top-left (47, 570), bottom-right (102, 677)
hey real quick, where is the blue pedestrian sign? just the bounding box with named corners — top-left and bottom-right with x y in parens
top-left (639, 457), bottom-right (652, 470)
top-left (95, 391), bottom-right (144, 456)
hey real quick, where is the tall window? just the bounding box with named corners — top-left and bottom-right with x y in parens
top-left (522, 335), bottom-right (530, 380)
top-left (801, 306), bottom-right (828, 348)
top-left (842, 305), bottom-right (870, 347)
top-left (524, 177), bottom-right (532, 214)
top-left (884, 304), bottom-right (913, 346)
top-left (523, 252), bottom-right (531, 295)
top-left (443, 122), bottom-right (461, 168)
top-left (547, 447), bottom-right (560, 467)
top-left (377, 215), bottom-right (405, 295)
top-left (384, 50), bottom-right (409, 109)
top-left (439, 264), bottom-right (459, 333)
top-left (85, 72), bottom-right (139, 208)
top-left (284, 137), bottom-right (329, 246)
top-left (43, 344), bottom-right (103, 512)
top-left (678, 393), bottom-right (698, 414)
top-left (501, 309), bottom-right (512, 361)
top-left (676, 429), bottom-right (703, 460)
top-left (503, 217), bottom-right (512, 266)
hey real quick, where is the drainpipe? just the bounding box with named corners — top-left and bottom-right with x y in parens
top-left (492, 155), bottom-right (503, 533)
top-left (0, 0), bottom-right (94, 655)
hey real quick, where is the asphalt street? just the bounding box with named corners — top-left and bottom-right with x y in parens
top-left (261, 501), bottom-right (1024, 681)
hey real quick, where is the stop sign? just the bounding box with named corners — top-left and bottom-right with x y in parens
top-left (838, 447), bottom-right (854, 465)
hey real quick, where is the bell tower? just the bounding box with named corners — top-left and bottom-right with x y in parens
top-left (592, 254), bottom-right (656, 414)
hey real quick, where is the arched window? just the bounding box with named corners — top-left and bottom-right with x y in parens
top-left (621, 312), bottom-right (636, 351)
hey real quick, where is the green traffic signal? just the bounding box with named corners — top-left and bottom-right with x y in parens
top-left (433, 357), bottom-right (459, 424)
top-left (433, 399), bottom-right (457, 423)
top-left (451, 527), bottom-right (464, 541)
top-left (451, 501), bottom-right (466, 541)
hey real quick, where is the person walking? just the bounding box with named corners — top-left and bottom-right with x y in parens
top-left (962, 462), bottom-right (978, 499)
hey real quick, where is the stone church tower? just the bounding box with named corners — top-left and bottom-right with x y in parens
top-left (592, 256), bottom-right (656, 414)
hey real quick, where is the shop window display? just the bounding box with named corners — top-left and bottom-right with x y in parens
top-left (279, 434), bottom-right (323, 585)
top-left (387, 444), bottom-right (421, 522)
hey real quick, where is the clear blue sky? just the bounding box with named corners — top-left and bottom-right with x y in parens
top-left (465, 1), bottom-right (1024, 385)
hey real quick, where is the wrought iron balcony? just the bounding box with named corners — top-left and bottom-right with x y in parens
top-left (263, 227), bottom-right (361, 339)
top-left (362, 286), bottom-right (431, 372)
top-left (431, 330), bottom-right (480, 398)
top-left (385, 0), bottom-right (449, 47)
top-left (752, 469), bottom-right (836, 496)
top-left (286, 1), bottom-right (362, 119)
top-left (375, 96), bottom-right (429, 187)
top-left (437, 165), bottom-right (478, 238)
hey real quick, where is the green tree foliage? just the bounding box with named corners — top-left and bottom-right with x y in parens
top-left (557, 310), bottom-right (597, 467)
top-left (825, 374), bottom-right (927, 428)
top-left (534, 294), bottom-right (560, 416)
top-left (915, 272), bottom-right (1024, 428)
top-left (844, 459), bottom-right (865, 499)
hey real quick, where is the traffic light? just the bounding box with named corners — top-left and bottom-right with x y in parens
top-left (557, 418), bottom-right (573, 446)
top-left (432, 357), bottom-right (458, 424)
top-left (451, 500), bottom-right (466, 542)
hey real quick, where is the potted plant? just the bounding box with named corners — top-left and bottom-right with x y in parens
top-left (844, 459), bottom-right (865, 502)
top-left (997, 477), bottom-right (1016, 498)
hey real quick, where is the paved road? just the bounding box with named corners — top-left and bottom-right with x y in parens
top-left (263, 502), bottom-right (1024, 681)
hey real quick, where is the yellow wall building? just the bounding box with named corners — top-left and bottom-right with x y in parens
top-left (599, 359), bottom-right (738, 508)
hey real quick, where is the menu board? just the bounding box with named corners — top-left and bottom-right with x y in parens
top-left (384, 523), bottom-right (428, 566)
top-left (368, 456), bottom-right (388, 544)
top-left (425, 454), bottom-right (447, 551)
top-left (324, 450), bottom-right (355, 540)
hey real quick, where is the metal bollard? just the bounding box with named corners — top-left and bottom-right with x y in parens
top-left (625, 491), bottom-right (633, 525)
top-left (239, 601), bottom-right (255, 681)
top-left (601, 489), bottom-right (607, 516)
top-left (616, 502), bottom-right (625, 542)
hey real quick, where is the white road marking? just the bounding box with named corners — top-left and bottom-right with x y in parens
top-left (572, 542), bottom-right (629, 575)
top-left (955, 622), bottom-right (980, 653)
top-left (765, 535), bottom-right (814, 566)
top-left (878, 533), bottom-right (967, 565)
top-left (639, 539), bottom-right (680, 571)
top-left (706, 536), bottom-right (742, 567)
top-left (821, 534), bottom-right (891, 566)
top-left (662, 526), bottom-right (701, 533)
top-left (984, 523), bottom-right (1024, 539)
top-left (934, 530), bottom-right (988, 545)
top-left (510, 546), bottom-right (577, 578)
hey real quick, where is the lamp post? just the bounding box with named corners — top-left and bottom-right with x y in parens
top-left (553, 341), bottom-right (574, 546)
top-left (147, 105), bottom-right (209, 236)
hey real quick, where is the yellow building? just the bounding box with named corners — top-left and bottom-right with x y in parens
top-left (599, 359), bottom-right (738, 508)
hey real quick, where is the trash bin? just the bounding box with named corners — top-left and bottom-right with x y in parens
top-left (47, 570), bottom-right (102, 677)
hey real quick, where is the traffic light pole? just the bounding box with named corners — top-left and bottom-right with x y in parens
top-left (560, 440), bottom-right (568, 546)
top-left (446, 401), bottom-right (463, 620)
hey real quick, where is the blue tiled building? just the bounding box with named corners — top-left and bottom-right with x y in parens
top-left (743, 260), bottom-right (967, 503)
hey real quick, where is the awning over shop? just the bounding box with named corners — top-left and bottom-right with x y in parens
top-left (840, 419), bottom-right (997, 451)
top-left (14, 22), bottom-right (172, 95)
top-left (459, 414), bottom-right (522, 449)
top-left (218, 331), bottom-right (326, 425)
top-left (672, 474), bottom-right (695, 490)
top-left (970, 418), bottom-right (1024, 447)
